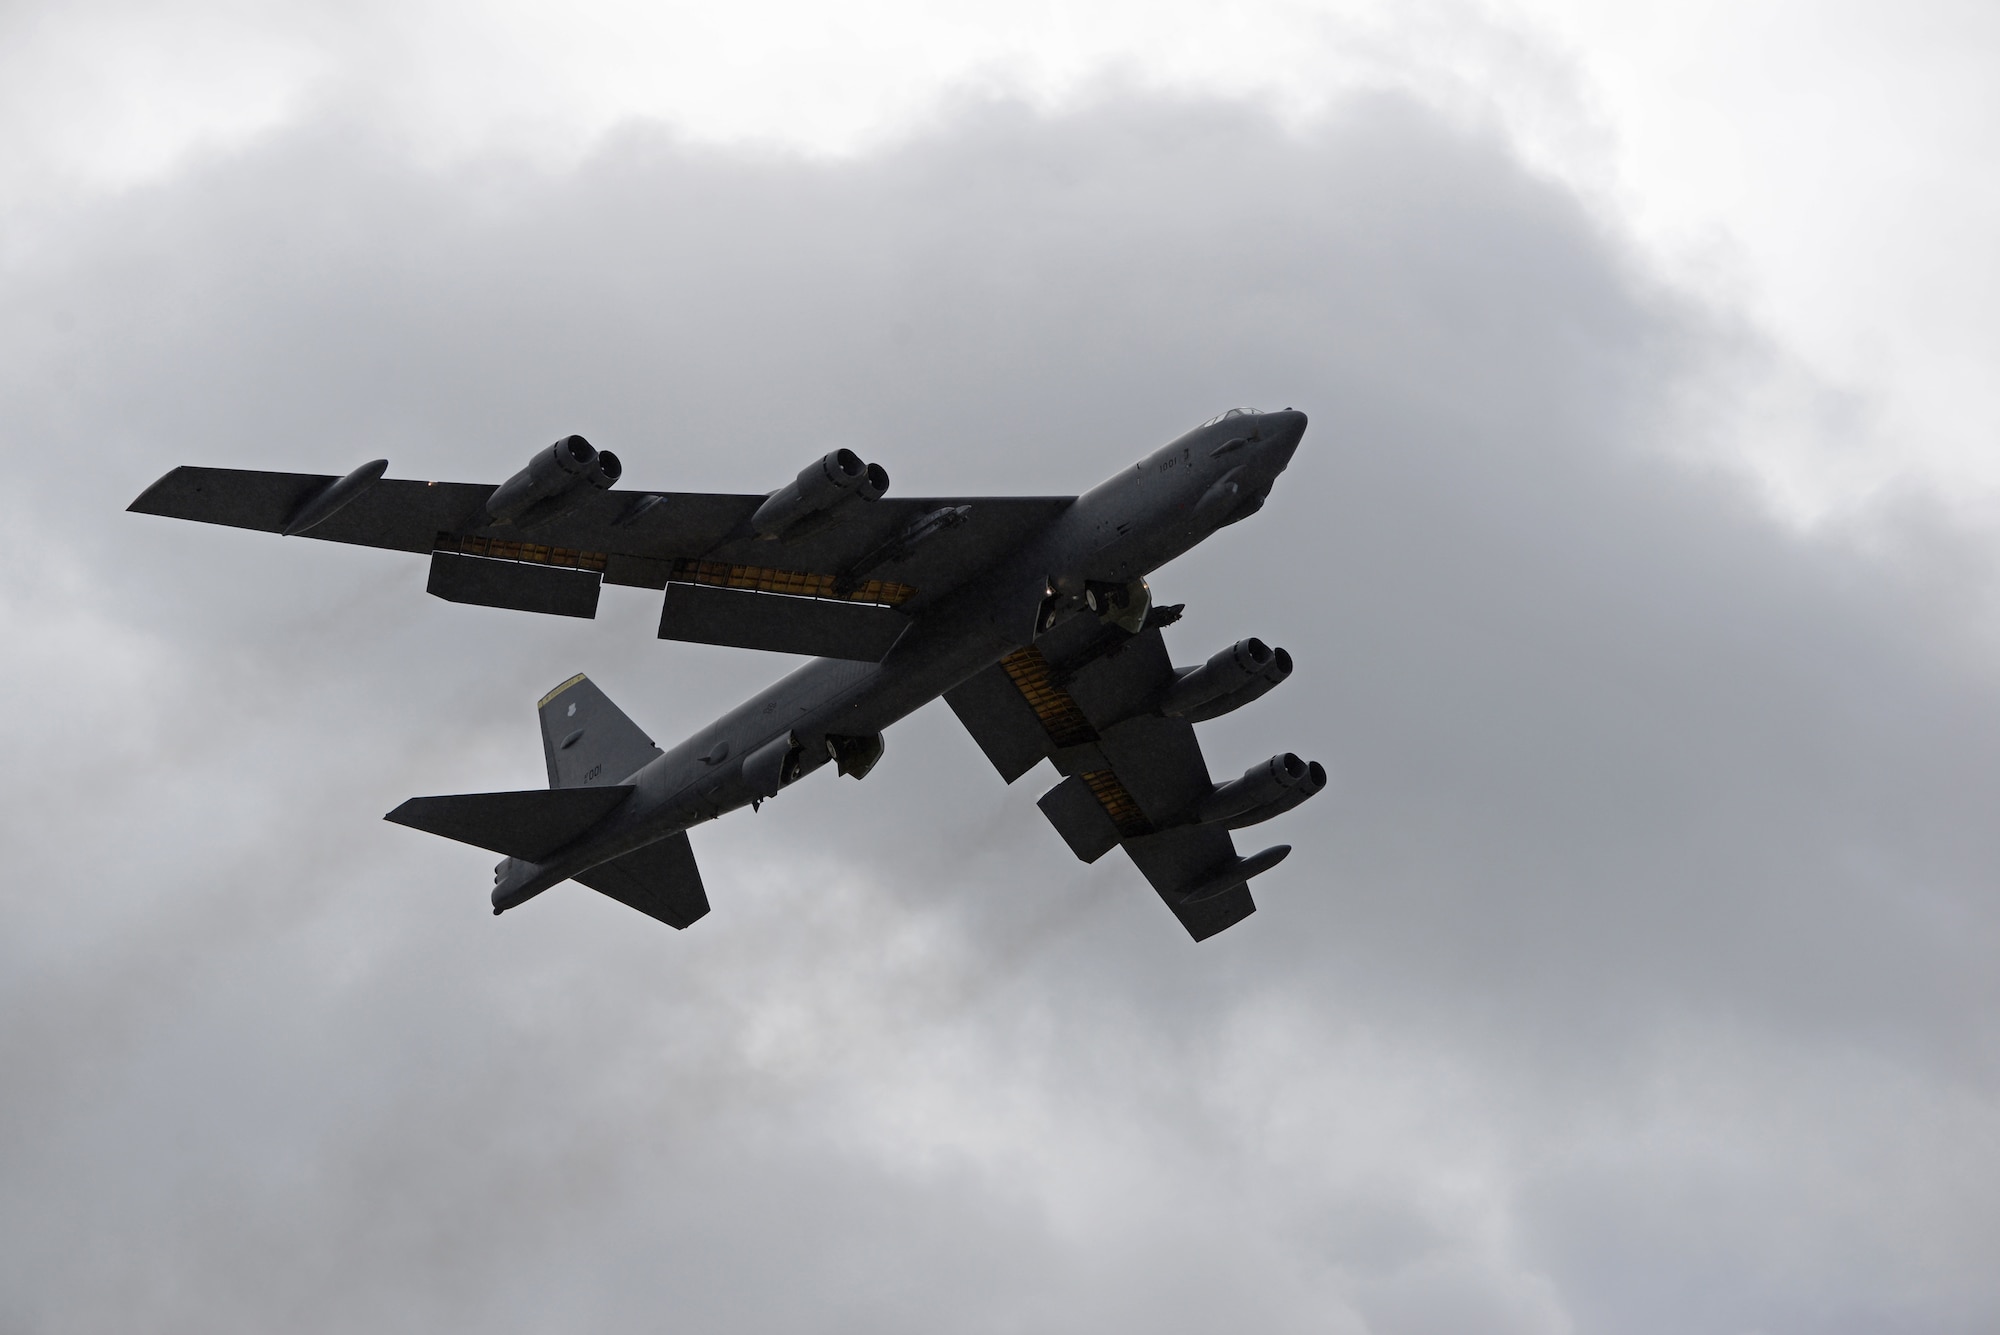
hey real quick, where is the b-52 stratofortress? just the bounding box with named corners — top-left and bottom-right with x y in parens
top-left (130, 408), bottom-right (1320, 941)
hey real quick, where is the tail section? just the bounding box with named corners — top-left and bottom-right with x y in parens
top-left (390, 673), bottom-right (704, 931)
top-left (385, 785), bottom-right (633, 861)
top-left (539, 673), bottom-right (663, 788)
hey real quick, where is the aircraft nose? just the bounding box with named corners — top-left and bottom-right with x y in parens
top-left (1259, 409), bottom-right (1307, 457)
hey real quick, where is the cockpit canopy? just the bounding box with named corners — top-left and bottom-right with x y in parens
top-left (1201, 407), bottom-right (1261, 426)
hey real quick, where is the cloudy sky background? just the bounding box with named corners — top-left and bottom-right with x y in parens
top-left (4, 2), bottom-right (1997, 1330)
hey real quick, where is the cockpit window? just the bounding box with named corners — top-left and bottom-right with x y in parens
top-left (1201, 406), bottom-right (1260, 427)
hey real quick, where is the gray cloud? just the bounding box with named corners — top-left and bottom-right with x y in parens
top-left (2, 92), bottom-right (1996, 1333)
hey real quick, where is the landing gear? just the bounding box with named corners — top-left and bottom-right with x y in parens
top-left (1037, 577), bottom-right (1151, 635)
top-left (825, 733), bottom-right (886, 780)
top-left (1087, 578), bottom-right (1151, 634)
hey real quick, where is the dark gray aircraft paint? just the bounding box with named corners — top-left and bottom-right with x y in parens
top-left (129, 408), bottom-right (1317, 941)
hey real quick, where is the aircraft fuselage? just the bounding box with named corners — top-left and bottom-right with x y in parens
top-left (490, 408), bottom-right (1307, 912)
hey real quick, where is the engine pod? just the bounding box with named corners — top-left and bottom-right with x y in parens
top-left (1195, 753), bottom-right (1312, 825)
top-left (486, 435), bottom-right (600, 525)
top-left (1161, 638), bottom-right (1274, 717)
top-left (751, 449), bottom-right (867, 538)
top-left (1183, 647), bottom-right (1292, 723)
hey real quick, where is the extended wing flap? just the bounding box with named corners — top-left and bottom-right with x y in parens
top-left (428, 552), bottom-right (602, 618)
top-left (1036, 774), bottom-right (1121, 862)
top-left (944, 663), bottom-right (1052, 783)
top-left (657, 583), bottom-right (909, 660)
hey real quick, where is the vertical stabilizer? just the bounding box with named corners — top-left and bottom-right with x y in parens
top-left (538, 674), bottom-right (663, 788)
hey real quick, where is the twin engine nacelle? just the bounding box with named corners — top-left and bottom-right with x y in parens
top-left (1160, 637), bottom-right (1293, 721)
top-left (1194, 752), bottom-right (1326, 830)
top-left (751, 448), bottom-right (891, 539)
top-left (486, 434), bottom-right (621, 526)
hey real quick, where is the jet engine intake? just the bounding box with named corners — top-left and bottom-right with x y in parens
top-left (486, 435), bottom-right (613, 525)
top-left (590, 449), bottom-right (622, 489)
top-left (1183, 646), bottom-right (1292, 723)
top-left (1219, 758), bottom-right (1325, 829)
top-left (1160, 638), bottom-right (1275, 717)
top-left (1194, 752), bottom-right (1317, 826)
top-left (751, 449), bottom-right (891, 539)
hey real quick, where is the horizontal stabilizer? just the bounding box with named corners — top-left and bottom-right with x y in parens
top-left (385, 785), bottom-right (633, 861)
top-left (576, 832), bottom-right (710, 929)
top-left (658, 583), bottom-right (908, 660)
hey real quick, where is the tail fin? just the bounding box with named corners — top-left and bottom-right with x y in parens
top-left (385, 785), bottom-right (633, 861)
top-left (539, 673), bottom-right (662, 789)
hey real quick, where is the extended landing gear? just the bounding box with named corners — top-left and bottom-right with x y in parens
top-left (1039, 577), bottom-right (1153, 636)
top-left (825, 733), bottom-right (886, 780)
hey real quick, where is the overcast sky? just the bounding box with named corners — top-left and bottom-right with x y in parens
top-left (3, 4), bottom-right (1997, 1332)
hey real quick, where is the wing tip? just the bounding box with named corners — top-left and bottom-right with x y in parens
top-left (1180, 888), bottom-right (1257, 942)
top-left (126, 466), bottom-right (192, 515)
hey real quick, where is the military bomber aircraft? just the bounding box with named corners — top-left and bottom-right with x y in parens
top-left (129, 408), bottom-right (1321, 941)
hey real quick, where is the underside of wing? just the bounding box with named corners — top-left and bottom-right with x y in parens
top-left (947, 604), bottom-right (1298, 941)
top-left (129, 462), bottom-right (1071, 623)
top-left (1121, 826), bottom-right (1259, 942)
top-left (129, 467), bottom-right (495, 553)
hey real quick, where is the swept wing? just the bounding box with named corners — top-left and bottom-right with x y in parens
top-left (945, 605), bottom-right (1302, 941)
top-left (128, 463), bottom-right (1072, 654)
